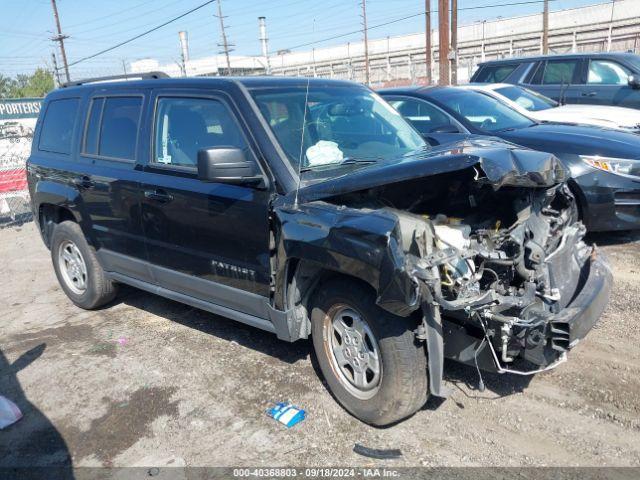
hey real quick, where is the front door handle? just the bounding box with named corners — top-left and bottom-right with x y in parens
top-left (73, 175), bottom-right (94, 189)
top-left (581, 91), bottom-right (597, 97)
top-left (144, 189), bottom-right (174, 203)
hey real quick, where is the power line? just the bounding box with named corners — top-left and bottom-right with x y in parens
top-left (269, 0), bottom-right (559, 54)
top-left (64, 0), bottom-right (560, 72)
top-left (68, 0), bottom-right (215, 67)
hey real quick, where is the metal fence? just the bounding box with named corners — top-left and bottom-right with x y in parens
top-left (0, 98), bottom-right (41, 227)
top-left (0, 128), bottom-right (34, 227)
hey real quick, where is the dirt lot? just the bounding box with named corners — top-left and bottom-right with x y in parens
top-left (1, 222), bottom-right (639, 468)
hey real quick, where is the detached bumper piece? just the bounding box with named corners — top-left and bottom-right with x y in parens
top-left (442, 246), bottom-right (612, 376)
top-left (492, 248), bottom-right (612, 375)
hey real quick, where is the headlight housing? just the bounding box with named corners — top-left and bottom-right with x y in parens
top-left (580, 155), bottom-right (640, 177)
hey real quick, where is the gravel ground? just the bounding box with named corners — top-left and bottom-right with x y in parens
top-left (1, 222), bottom-right (639, 468)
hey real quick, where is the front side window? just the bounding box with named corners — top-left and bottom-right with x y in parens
top-left (39, 98), bottom-right (79, 154)
top-left (250, 86), bottom-right (425, 173)
top-left (542, 60), bottom-right (579, 85)
top-left (434, 90), bottom-right (534, 132)
top-left (153, 97), bottom-right (247, 168)
top-left (386, 97), bottom-right (456, 134)
top-left (588, 60), bottom-right (630, 85)
top-left (495, 86), bottom-right (557, 111)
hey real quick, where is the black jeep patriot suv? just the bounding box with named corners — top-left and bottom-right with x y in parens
top-left (27, 74), bottom-right (612, 425)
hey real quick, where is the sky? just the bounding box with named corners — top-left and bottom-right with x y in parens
top-left (0, 0), bottom-right (608, 79)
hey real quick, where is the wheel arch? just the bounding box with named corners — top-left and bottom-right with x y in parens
top-left (38, 203), bottom-right (79, 249)
top-left (281, 257), bottom-right (380, 341)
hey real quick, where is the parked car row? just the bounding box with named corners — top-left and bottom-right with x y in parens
top-left (470, 52), bottom-right (640, 109)
top-left (28, 56), bottom-right (635, 426)
top-left (379, 82), bottom-right (640, 232)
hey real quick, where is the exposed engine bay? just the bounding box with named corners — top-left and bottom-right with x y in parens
top-left (324, 166), bottom-right (595, 385)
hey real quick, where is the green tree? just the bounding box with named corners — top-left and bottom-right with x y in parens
top-left (14, 69), bottom-right (54, 98)
top-left (0, 69), bottom-right (54, 99)
top-left (0, 75), bottom-right (17, 98)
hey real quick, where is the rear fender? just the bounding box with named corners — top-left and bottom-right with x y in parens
top-left (32, 179), bottom-right (93, 246)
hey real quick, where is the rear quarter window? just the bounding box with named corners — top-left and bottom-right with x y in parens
top-left (38, 98), bottom-right (80, 155)
top-left (473, 64), bottom-right (518, 83)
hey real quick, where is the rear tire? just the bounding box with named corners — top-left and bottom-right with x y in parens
top-left (51, 221), bottom-right (117, 309)
top-left (311, 278), bottom-right (428, 426)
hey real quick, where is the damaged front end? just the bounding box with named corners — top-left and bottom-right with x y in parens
top-left (275, 141), bottom-right (612, 397)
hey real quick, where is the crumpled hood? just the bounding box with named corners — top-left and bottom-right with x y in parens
top-left (529, 104), bottom-right (640, 130)
top-left (293, 137), bottom-right (567, 203)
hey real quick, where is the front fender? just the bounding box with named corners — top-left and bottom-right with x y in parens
top-left (273, 201), bottom-right (423, 317)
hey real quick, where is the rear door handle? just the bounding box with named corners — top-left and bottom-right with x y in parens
top-left (144, 189), bottom-right (174, 203)
top-left (581, 91), bottom-right (597, 97)
top-left (73, 175), bottom-right (94, 189)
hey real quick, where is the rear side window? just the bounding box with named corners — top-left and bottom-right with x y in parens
top-left (474, 64), bottom-right (518, 83)
top-left (84, 97), bottom-right (104, 155)
top-left (38, 98), bottom-right (79, 154)
top-left (83, 96), bottom-right (142, 160)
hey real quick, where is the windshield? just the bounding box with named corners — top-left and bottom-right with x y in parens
top-left (495, 86), bottom-right (557, 111)
top-left (250, 85), bottom-right (425, 173)
top-left (434, 89), bottom-right (535, 132)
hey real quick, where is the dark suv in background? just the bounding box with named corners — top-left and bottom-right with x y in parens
top-left (470, 52), bottom-right (640, 109)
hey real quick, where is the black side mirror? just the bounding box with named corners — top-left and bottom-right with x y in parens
top-left (421, 134), bottom-right (440, 146)
top-left (628, 74), bottom-right (640, 89)
top-left (430, 124), bottom-right (460, 134)
top-left (197, 147), bottom-right (263, 186)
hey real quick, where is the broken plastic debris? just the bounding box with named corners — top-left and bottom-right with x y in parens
top-left (305, 140), bottom-right (343, 166)
top-left (353, 443), bottom-right (402, 460)
top-left (0, 395), bottom-right (23, 429)
top-left (266, 402), bottom-right (305, 428)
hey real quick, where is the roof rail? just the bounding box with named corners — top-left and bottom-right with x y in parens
top-left (61, 71), bottom-right (169, 88)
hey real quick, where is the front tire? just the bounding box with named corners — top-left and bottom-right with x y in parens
top-left (50, 221), bottom-right (117, 309)
top-left (311, 278), bottom-right (428, 426)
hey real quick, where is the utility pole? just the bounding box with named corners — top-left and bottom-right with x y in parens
top-left (481, 20), bottom-right (486, 61)
top-left (607, 0), bottom-right (616, 51)
top-left (450, 0), bottom-right (457, 85)
top-left (179, 31), bottom-right (189, 77)
top-left (51, 52), bottom-right (61, 88)
top-left (361, 0), bottom-right (370, 85)
top-left (258, 17), bottom-right (271, 75)
top-left (542, 0), bottom-right (549, 54)
top-left (438, 0), bottom-right (450, 85)
top-left (425, 0), bottom-right (432, 85)
top-left (50, 0), bottom-right (70, 83)
top-left (215, 0), bottom-right (232, 75)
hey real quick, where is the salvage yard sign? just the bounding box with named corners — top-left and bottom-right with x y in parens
top-left (0, 98), bottom-right (42, 217)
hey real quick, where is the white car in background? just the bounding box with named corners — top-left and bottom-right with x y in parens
top-left (464, 83), bottom-right (640, 133)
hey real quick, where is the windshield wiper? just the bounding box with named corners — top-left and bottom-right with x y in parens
top-left (299, 157), bottom-right (378, 173)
